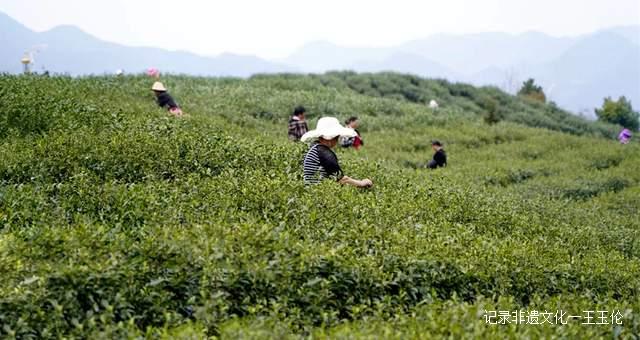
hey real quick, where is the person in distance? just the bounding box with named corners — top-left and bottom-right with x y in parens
top-left (288, 106), bottom-right (309, 142)
top-left (427, 140), bottom-right (447, 169)
top-left (152, 82), bottom-right (183, 116)
top-left (340, 116), bottom-right (364, 150)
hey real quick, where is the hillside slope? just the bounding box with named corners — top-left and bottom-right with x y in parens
top-left (248, 72), bottom-right (621, 137)
top-left (0, 74), bottom-right (638, 338)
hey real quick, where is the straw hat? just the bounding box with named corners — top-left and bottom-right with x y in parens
top-left (301, 117), bottom-right (357, 142)
top-left (151, 82), bottom-right (167, 91)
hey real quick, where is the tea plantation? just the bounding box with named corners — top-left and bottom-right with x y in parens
top-left (0, 73), bottom-right (638, 339)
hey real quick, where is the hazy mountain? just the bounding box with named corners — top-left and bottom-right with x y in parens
top-left (284, 32), bottom-right (575, 75)
top-left (350, 52), bottom-right (461, 80)
top-left (283, 41), bottom-right (392, 73)
top-left (0, 12), bottom-right (293, 76)
top-left (536, 31), bottom-right (640, 115)
top-left (467, 67), bottom-right (514, 90)
top-left (0, 12), bottom-right (40, 73)
top-left (606, 25), bottom-right (640, 46)
top-left (2, 10), bottom-right (638, 115)
top-left (285, 27), bottom-right (639, 114)
top-left (400, 32), bottom-right (575, 75)
top-left (467, 29), bottom-right (640, 115)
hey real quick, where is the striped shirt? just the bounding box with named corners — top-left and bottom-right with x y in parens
top-left (303, 143), bottom-right (343, 185)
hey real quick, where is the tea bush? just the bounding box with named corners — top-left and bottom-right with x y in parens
top-left (0, 74), bottom-right (639, 338)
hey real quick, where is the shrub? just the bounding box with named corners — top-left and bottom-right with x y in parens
top-left (595, 96), bottom-right (640, 131)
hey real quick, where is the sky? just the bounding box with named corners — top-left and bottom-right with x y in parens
top-left (1, 0), bottom-right (639, 59)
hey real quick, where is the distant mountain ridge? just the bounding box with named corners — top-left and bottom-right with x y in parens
top-left (0, 12), bottom-right (294, 76)
top-left (286, 27), bottom-right (640, 115)
top-left (1, 10), bottom-right (638, 115)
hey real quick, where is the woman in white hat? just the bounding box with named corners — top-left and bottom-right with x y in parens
top-left (301, 117), bottom-right (373, 188)
top-left (152, 82), bottom-right (183, 116)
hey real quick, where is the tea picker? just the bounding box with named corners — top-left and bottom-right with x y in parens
top-left (618, 129), bottom-right (632, 144)
top-left (427, 140), bottom-right (447, 169)
top-left (21, 54), bottom-right (32, 74)
top-left (20, 45), bottom-right (47, 75)
top-left (288, 106), bottom-right (309, 142)
top-left (340, 116), bottom-right (364, 150)
top-left (301, 117), bottom-right (373, 188)
top-left (147, 67), bottom-right (160, 78)
top-left (152, 81), bottom-right (183, 117)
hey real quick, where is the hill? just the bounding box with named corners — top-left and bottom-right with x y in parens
top-left (0, 73), bottom-right (638, 338)
top-left (534, 32), bottom-right (640, 115)
top-left (399, 32), bottom-right (573, 75)
top-left (0, 11), bottom-right (292, 76)
top-left (248, 72), bottom-right (620, 137)
top-left (349, 53), bottom-right (460, 80)
top-left (2, 10), bottom-right (638, 115)
top-left (287, 29), bottom-right (640, 115)
top-left (607, 25), bottom-right (640, 46)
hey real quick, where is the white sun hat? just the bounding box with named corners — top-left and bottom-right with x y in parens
top-left (301, 117), bottom-right (357, 142)
top-left (151, 82), bottom-right (167, 91)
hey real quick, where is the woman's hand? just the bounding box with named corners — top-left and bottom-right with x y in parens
top-left (339, 176), bottom-right (373, 188)
top-left (360, 179), bottom-right (373, 188)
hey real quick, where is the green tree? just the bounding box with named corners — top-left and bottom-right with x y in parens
top-left (595, 96), bottom-right (639, 131)
top-left (481, 97), bottom-right (503, 125)
top-left (517, 78), bottom-right (546, 103)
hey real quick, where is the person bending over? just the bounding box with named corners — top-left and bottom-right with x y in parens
top-left (152, 82), bottom-right (183, 116)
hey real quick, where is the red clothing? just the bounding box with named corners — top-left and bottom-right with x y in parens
top-left (352, 135), bottom-right (363, 149)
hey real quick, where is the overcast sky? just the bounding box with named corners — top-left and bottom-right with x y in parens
top-left (1, 0), bottom-right (638, 59)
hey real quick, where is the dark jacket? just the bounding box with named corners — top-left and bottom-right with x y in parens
top-left (156, 92), bottom-right (179, 110)
top-left (428, 149), bottom-right (447, 169)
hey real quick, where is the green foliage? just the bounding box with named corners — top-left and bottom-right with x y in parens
top-left (0, 74), bottom-right (638, 338)
top-left (517, 78), bottom-right (547, 103)
top-left (249, 72), bottom-right (617, 138)
top-left (481, 97), bottom-right (504, 125)
top-left (595, 96), bottom-right (640, 131)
